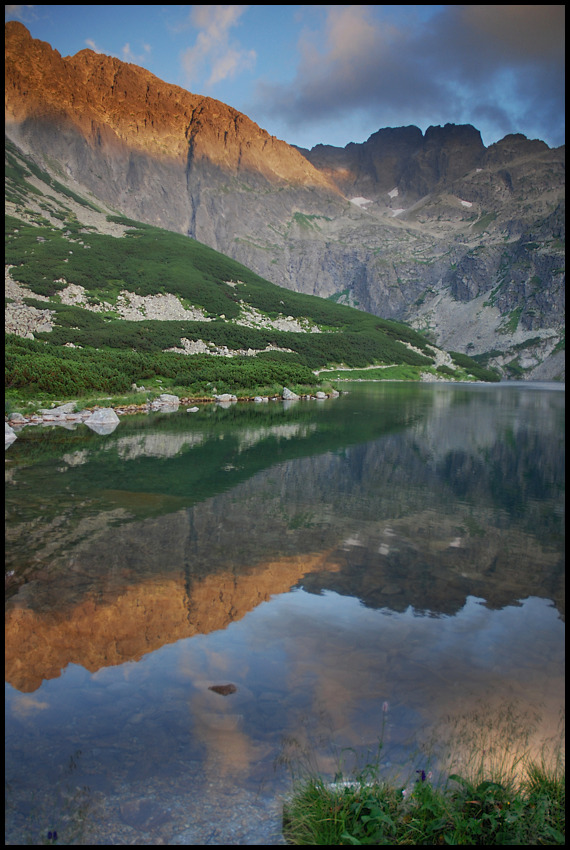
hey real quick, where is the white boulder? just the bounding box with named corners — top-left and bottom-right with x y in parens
top-left (84, 407), bottom-right (120, 435)
top-left (282, 387), bottom-right (300, 400)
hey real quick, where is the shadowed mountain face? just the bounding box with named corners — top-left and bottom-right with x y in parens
top-left (296, 123), bottom-right (488, 200)
top-left (4, 22), bottom-right (565, 380)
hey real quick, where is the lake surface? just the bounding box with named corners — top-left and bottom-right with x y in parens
top-left (5, 382), bottom-right (565, 845)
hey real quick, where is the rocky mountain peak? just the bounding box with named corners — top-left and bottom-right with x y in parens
top-left (423, 122), bottom-right (483, 147)
top-left (300, 122), bottom-right (488, 200)
top-left (298, 125), bottom-right (426, 196)
top-left (5, 22), bottom-right (338, 192)
top-left (484, 133), bottom-right (551, 166)
top-left (399, 123), bottom-right (485, 196)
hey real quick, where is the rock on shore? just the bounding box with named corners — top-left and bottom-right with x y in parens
top-left (5, 422), bottom-right (17, 447)
top-left (5, 389), bottom-right (342, 448)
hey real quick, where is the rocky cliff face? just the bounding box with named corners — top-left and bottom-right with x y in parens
top-left (5, 21), bottom-right (335, 189)
top-left (5, 22), bottom-right (565, 379)
top-left (301, 123), bottom-right (487, 201)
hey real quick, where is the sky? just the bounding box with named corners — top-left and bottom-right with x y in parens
top-left (5, 5), bottom-right (565, 151)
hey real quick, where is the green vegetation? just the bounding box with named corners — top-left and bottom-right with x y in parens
top-left (435, 364), bottom-right (456, 377)
top-left (290, 212), bottom-right (331, 231)
top-left (472, 211), bottom-right (498, 233)
top-left (449, 352), bottom-right (501, 382)
top-left (499, 306), bottom-right (524, 335)
top-left (283, 704), bottom-right (565, 845)
top-left (5, 335), bottom-right (317, 400)
top-left (5, 142), bottom-right (499, 404)
top-left (284, 764), bottom-right (564, 845)
top-left (6, 138), bottom-right (100, 211)
top-left (316, 365), bottom-right (424, 381)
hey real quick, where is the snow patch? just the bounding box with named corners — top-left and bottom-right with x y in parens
top-left (350, 197), bottom-right (373, 208)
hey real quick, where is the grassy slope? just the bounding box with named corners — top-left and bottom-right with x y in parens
top-left (5, 139), bottom-right (499, 405)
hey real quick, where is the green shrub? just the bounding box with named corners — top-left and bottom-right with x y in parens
top-left (450, 351), bottom-right (501, 382)
top-left (284, 758), bottom-right (565, 845)
top-left (436, 364), bottom-right (456, 377)
top-left (283, 701), bottom-right (564, 845)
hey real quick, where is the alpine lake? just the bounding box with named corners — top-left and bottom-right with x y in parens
top-left (5, 381), bottom-right (565, 845)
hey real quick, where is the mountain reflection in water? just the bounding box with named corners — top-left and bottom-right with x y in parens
top-left (5, 382), bottom-right (565, 845)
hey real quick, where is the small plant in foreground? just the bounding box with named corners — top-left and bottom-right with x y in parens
top-left (284, 764), bottom-right (565, 845)
top-left (283, 703), bottom-right (565, 845)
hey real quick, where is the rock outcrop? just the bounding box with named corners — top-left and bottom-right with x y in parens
top-left (5, 422), bottom-right (17, 447)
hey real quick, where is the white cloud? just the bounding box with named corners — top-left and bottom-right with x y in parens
top-left (85, 38), bottom-right (104, 54)
top-left (83, 38), bottom-right (151, 67)
top-left (122, 42), bottom-right (152, 65)
top-left (180, 4), bottom-right (256, 86)
top-left (5, 5), bottom-right (36, 22)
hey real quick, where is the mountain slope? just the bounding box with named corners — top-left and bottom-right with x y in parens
top-left (7, 139), bottom-right (499, 403)
top-left (4, 22), bottom-right (564, 381)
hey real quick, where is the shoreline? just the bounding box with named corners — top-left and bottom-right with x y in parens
top-left (5, 388), bottom-right (343, 438)
top-left (6, 378), bottom-right (563, 440)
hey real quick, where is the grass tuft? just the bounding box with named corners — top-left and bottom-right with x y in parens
top-left (283, 703), bottom-right (564, 845)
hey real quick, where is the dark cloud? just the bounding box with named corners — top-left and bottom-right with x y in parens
top-left (253, 5), bottom-right (565, 148)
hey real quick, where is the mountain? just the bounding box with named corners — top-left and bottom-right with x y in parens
top-left (5, 22), bottom-right (565, 381)
top-left (9, 137), bottom-right (501, 404)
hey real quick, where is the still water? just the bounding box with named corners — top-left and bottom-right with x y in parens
top-left (5, 382), bottom-right (565, 844)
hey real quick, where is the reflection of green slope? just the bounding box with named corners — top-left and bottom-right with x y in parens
top-left (6, 383), bottom-right (564, 618)
top-left (7, 385), bottom-right (428, 524)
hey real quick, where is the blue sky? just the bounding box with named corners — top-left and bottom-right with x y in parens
top-left (5, 5), bottom-right (565, 150)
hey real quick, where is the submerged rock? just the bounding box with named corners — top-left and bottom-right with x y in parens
top-left (208, 683), bottom-right (238, 696)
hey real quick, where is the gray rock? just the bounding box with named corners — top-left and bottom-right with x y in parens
top-left (150, 393), bottom-right (180, 411)
top-left (84, 407), bottom-right (120, 435)
top-left (150, 393), bottom-right (180, 413)
top-left (5, 422), bottom-right (17, 448)
top-left (282, 387), bottom-right (300, 400)
top-left (38, 402), bottom-right (77, 415)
